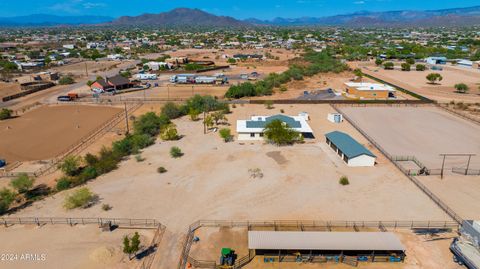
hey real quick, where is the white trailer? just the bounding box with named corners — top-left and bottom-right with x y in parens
top-left (135, 73), bottom-right (157, 80)
top-left (195, 76), bottom-right (216, 84)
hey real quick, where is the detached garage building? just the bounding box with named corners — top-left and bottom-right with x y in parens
top-left (248, 231), bottom-right (405, 263)
top-left (325, 131), bottom-right (376, 167)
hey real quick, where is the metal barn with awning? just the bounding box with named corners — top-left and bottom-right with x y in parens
top-left (325, 131), bottom-right (376, 167)
top-left (248, 231), bottom-right (405, 263)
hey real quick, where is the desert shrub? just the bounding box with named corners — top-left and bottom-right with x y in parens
top-left (58, 156), bottom-right (82, 177)
top-left (102, 203), bottom-right (112, 211)
top-left (264, 119), bottom-right (302, 146)
top-left (219, 128), bottom-right (233, 142)
top-left (157, 167), bottom-right (167, 173)
top-left (77, 167), bottom-right (98, 183)
top-left (160, 124), bottom-right (179, 140)
top-left (0, 108), bottom-right (13, 120)
top-left (84, 153), bottom-right (99, 167)
top-left (133, 112), bottom-right (169, 137)
top-left (10, 173), bottom-right (34, 193)
top-left (0, 188), bottom-right (15, 214)
top-left (58, 75), bottom-right (75, 85)
top-left (426, 73), bottom-right (443, 84)
top-left (406, 58), bottom-right (415, 65)
top-left (135, 155), bottom-right (145, 162)
top-left (339, 176), bottom-right (350, 185)
top-left (161, 102), bottom-right (182, 119)
top-left (170, 146), bottom-right (183, 158)
top-left (56, 177), bottom-right (72, 191)
top-left (64, 188), bottom-right (96, 210)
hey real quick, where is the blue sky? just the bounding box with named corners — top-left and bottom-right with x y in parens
top-left (0, 0), bottom-right (479, 19)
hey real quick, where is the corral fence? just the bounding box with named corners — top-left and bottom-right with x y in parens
top-left (249, 99), bottom-right (432, 105)
top-left (0, 103), bottom-right (142, 178)
top-left (0, 217), bottom-right (161, 228)
top-left (177, 219), bottom-right (459, 269)
top-left (392, 156), bottom-right (443, 176)
top-left (452, 167), bottom-right (480, 176)
top-left (0, 217), bottom-right (165, 269)
top-left (333, 105), bottom-right (464, 224)
top-left (436, 104), bottom-right (480, 126)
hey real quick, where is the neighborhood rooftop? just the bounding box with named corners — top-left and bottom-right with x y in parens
top-left (325, 131), bottom-right (376, 159)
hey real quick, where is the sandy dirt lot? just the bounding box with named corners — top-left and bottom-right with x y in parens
top-left (352, 61), bottom-right (480, 103)
top-left (0, 104), bottom-right (122, 163)
top-left (418, 175), bottom-right (480, 220)
top-left (0, 82), bottom-right (21, 99)
top-left (189, 227), bottom-right (460, 269)
top-left (339, 106), bottom-right (480, 169)
top-left (0, 224), bottom-right (154, 269)
top-left (50, 60), bottom-right (123, 79)
top-left (9, 104), bottom-right (450, 268)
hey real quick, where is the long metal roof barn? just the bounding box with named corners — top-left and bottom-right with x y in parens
top-left (248, 231), bottom-right (405, 251)
top-left (325, 131), bottom-right (376, 159)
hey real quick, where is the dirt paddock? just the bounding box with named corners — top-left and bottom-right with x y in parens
top-left (10, 104), bottom-right (452, 268)
top-left (0, 104), bottom-right (122, 164)
top-left (0, 224), bottom-right (154, 269)
top-left (339, 106), bottom-right (480, 170)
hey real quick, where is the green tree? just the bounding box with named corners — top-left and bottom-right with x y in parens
top-left (264, 119), bottom-right (302, 146)
top-left (211, 111), bottom-right (226, 125)
top-left (0, 108), bottom-right (13, 120)
top-left (0, 188), bottom-right (15, 214)
top-left (426, 73), bottom-right (443, 84)
top-left (10, 173), bottom-right (34, 193)
top-left (64, 188), bottom-right (95, 210)
top-left (123, 232), bottom-right (141, 260)
top-left (227, 58), bottom-right (236, 64)
top-left (406, 58), bottom-right (415, 65)
top-left (401, 63), bottom-right (411, 71)
top-left (383, 62), bottom-right (394, 70)
top-left (375, 59), bottom-right (383, 66)
top-left (454, 83), bottom-right (469, 94)
top-left (58, 156), bottom-right (82, 177)
top-left (188, 108), bottom-right (200, 121)
top-left (219, 128), bottom-right (232, 142)
top-left (415, 64), bottom-right (426, 71)
top-left (203, 114), bottom-right (214, 129)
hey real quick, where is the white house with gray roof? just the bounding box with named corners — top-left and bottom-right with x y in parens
top-left (237, 114), bottom-right (313, 141)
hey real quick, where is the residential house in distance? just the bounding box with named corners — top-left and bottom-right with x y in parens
top-left (344, 82), bottom-right (396, 99)
top-left (236, 114), bottom-right (313, 141)
top-left (91, 75), bottom-right (131, 92)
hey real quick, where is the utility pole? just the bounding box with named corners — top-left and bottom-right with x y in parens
top-left (85, 62), bottom-right (88, 77)
top-left (440, 155), bottom-right (446, 180)
top-left (124, 103), bottom-right (129, 134)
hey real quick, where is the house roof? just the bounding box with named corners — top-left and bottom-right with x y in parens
top-left (325, 131), bottom-right (376, 159)
top-left (248, 231), bottom-right (405, 251)
top-left (246, 114), bottom-right (301, 129)
top-left (93, 78), bottom-right (110, 88)
top-left (107, 75), bottom-right (130, 86)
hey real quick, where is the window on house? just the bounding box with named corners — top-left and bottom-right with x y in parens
top-left (259, 133), bottom-right (264, 137)
top-left (250, 133), bottom-right (255, 137)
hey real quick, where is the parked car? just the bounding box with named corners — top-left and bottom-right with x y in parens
top-left (57, 95), bottom-right (73, 102)
top-left (0, 159), bottom-right (6, 168)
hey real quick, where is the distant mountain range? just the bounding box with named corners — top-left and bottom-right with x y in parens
top-left (109, 8), bottom-right (247, 27)
top-left (1, 6), bottom-right (480, 27)
top-left (0, 14), bottom-right (113, 26)
top-left (245, 5), bottom-right (480, 27)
